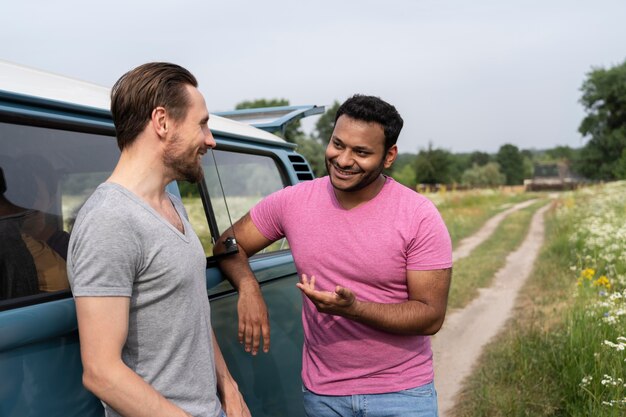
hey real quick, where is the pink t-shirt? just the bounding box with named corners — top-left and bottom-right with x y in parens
top-left (251, 176), bottom-right (452, 395)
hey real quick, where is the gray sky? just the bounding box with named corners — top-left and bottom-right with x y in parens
top-left (2, 0), bottom-right (625, 153)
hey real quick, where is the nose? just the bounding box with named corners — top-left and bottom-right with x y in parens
top-left (335, 149), bottom-right (354, 168)
top-left (205, 127), bottom-right (216, 149)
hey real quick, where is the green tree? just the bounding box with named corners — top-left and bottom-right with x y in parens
top-left (414, 143), bottom-right (453, 185)
top-left (391, 163), bottom-right (417, 189)
top-left (613, 148), bottom-right (626, 178)
top-left (314, 101), bottom-right (341, 144)
top-left (496, 143), bottom-right (525, 185)
top-left (517, 149), bottom-right (534, 181)
top-left (447, 153), bottom-right (471, 184)
top-left (469, 151), bottom-right (491, 166)
top-left (577, 59), bottom-right (626, 180)
top-left (461, 162), bottom-right (506, 188)
top-left (389, 152), bottom-right (415, 173)
top-left (235, 98), bottom-right (303, 142)
top-left (387, 152), bottom-right (415, 186)
top-left (546, 145), bottom-right (576, 162)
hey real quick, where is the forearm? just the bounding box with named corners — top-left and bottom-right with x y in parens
top-left (346, 299), bottom-right (445, 335)
top-left (212, 331), bottom-right (251, 416)
top-left (212, 330), bottom-right (238, 397)
top-left (83, 360), bottom-right (189, 417)
top-left (299, 270), bottom-right (451, 335)
top-left (214, 214), bottom-right (273, 355)
top-left (76, 297), bottom-right (191, 417)
top-left (216, 249), bottom-right (260, 292)
top-left (214, 224), bottom-right (261, 293)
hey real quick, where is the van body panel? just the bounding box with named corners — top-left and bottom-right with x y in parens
top-left (0, 63), bottom-right (313, 417)
top-left (0, 332), bottom-right (103, 417)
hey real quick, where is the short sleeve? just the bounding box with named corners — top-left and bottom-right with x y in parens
top-left (406, 200), bottom-right (452, 271)
top-left (249, 186), bottom-right (291, 242)
top-left (68, 209), bottom-right (140, 297)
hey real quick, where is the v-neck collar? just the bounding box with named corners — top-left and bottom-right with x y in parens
top-left (102, 182), bottom-right (190, 242)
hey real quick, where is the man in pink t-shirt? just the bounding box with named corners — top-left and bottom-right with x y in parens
top-left (216, 95), bottom-right (452, 417)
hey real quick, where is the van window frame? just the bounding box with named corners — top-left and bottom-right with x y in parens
top-left (190, 138), bottom-right (294, 267)
top-left (0, 137), bottom-right (116, 312)
top-left (0, 94), bottom-right (299, 311)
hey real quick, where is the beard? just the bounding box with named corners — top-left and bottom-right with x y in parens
top-left (325, 156), bottom-right (385, 193)
top-left (163, 134), bottom-right (204, 183)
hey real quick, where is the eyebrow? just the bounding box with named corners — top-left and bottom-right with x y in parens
top-left (331, 136), bottom-right (373, 152)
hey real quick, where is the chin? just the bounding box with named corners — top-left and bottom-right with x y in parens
top-left (329, 176), bottom-right (360, 192)
top-left (177, 166), bottom-right (203, 183)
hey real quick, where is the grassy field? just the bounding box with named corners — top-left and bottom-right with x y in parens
top-left (447, 198), bottom-right (549, 310)
top-left (426, 187), bottom-right (540, 247)
top-left (452, 182), bottom-right (626, 416)
top-left (182, 195), bottom-right (287, 256)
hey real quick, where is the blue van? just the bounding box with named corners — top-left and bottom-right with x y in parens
top-left (0, 60), bottom-right (321, 417)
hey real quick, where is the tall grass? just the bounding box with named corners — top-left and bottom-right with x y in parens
top-left (448, 199), bottom-right (548, 309)
top-left (452, 182), bottom-right (626, 416)
top-left (429, 188), bottom-right (539, 246)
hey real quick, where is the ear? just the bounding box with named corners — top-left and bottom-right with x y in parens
top-left (151, 106), bottom-right (168, 139)
top-left (383, 144), bottom-right (398, 169)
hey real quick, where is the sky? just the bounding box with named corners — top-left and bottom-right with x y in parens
top-left (1, 0), bottom-right (625, 154)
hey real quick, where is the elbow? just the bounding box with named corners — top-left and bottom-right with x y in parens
top-left (411, 315), bottom-right (445, 336)
top-left (420, 304), bottom-right (448, 335)
top-left (422, 321), bottom-right (443, 336)
top-left (424, 315), bottom-right (446, 335)
top-left (82, 371), bottom-right (98, 395)
top-left (81, 362), bottom-right (114, 397)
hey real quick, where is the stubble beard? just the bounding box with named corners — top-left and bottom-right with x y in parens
top-left (325, 156), bottom-right (385, 193)
top-left (163, 134), bottom-right (204, 183)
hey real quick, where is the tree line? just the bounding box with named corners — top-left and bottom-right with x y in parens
top-left (235, 58), bottom-right (626, 188)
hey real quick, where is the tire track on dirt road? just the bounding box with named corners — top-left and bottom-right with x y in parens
top-left (452, 199), bottom-right (538, 262)
top-left (432, 200), bottom-right (552, 417)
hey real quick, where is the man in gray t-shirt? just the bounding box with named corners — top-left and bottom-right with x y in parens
top-left (68, 63), bottom-right (250, 417)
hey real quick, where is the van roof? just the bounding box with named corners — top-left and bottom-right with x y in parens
top-left (0, 60), bottom-right (289, 144)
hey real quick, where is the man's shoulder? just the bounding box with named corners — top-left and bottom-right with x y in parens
top-left (268, 176), bottom-right (329, 200)
top-left (72, 183), bottom-right (142, 235)
top-left (385, 178), bottom-right (433, 206)
top-left (78, 183), bottom-right (132, 218)
top-left (286, 176), bottom-right (328, 192)
top-left (253, 177), bottom-right (328, 219)
top-left (381, 178), bottom-right (446, 226)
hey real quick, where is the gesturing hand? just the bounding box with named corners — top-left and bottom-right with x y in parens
top-left (296, 274), bottom-right (357, 317)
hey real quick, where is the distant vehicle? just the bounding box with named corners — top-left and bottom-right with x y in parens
top-left (0, 60), bottom-right (322, 417)
top-left (524, 161), bottom-right (579, 191)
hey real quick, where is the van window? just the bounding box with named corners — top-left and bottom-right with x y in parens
top-left (179, 148), bottom-right (289, 257)
top-left (0, 122), bottom-right (119, 307)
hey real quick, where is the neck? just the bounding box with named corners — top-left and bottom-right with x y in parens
top-left (333, 175), bottom-right (387, 210)
top-left (107, 144), bottom-right (173, 206)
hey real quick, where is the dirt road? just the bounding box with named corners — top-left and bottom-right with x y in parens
top-left (451, 199), bottom-right (538, 262)
top-left (432, 201), bottom-right (551, 416)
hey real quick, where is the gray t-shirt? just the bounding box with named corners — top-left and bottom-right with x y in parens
top-left (68, 183), bottom-right (221, 417)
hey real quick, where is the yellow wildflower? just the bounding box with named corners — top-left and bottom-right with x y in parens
top-left (592, 275), bottom-right (611, 289)
top-left (581, 268), bottom-right (595, 280)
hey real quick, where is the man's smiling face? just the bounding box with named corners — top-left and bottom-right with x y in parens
top-left (325, 115), bottom-right (390, 193)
